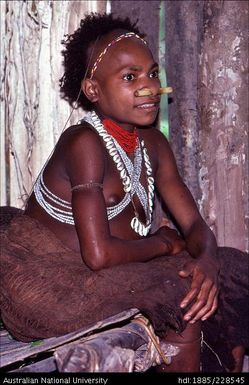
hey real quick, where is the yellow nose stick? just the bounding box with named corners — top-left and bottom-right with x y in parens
top-left (158, 87), bottom-right (173, 94)
top-left (135, 88), bottom-right (153, 97)
top-left (135, 87), bottom-right (173, 97)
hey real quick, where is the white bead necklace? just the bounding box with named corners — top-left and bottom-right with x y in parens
top-left (34, 171), bottom-right (74, 224)
top-left (87, 111), bottom-right (155, 236)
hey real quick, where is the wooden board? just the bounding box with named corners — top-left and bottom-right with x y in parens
top-left (0, 308), bottom-right (139, 371)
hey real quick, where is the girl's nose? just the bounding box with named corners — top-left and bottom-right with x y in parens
top-left (135, 86), bottom-right (173, 97)
top-left (135, 74), bottom-right (160, 97)
top-left (135, 88), bottom-right (153, 97)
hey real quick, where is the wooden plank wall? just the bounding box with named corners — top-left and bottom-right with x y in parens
top-left (1, 1), bottom-right (248, 251)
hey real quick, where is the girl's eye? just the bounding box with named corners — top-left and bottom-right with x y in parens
top-left (149, 70), bottom-right (159, 78)
top-left (122, 73), bottom-right (135, 81)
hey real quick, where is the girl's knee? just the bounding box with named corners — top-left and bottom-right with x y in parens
top-left (163, 321), bottom-right (201, 344)
top-left (157, 322), bottom-right (202, 372)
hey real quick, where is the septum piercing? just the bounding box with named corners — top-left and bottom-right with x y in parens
top-left (135, 87), bottom-right (173, 97)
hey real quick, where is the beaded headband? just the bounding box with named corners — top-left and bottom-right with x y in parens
top-left (89, 32), bottom-right (147, 80)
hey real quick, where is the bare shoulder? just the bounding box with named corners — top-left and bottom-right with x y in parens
top-left (52, 121), bottom-right (106, 183)
top-left (138, 126), bottom-right (174, 170)
top-left (139, 125), bottom-right (171, 151)
top-left (52, 121), bottom-right (105, 169)
top-left (59, 121), bottom-right (104, 156)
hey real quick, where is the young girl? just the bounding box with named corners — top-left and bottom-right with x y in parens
top-left (0, 13), bottom-right (248, 372)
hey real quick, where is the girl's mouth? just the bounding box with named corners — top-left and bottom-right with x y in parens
top-left (135, 102), bottom-right (159, 111)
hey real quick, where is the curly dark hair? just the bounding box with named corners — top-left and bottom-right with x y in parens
top-left (59, 13), bottom-right (144, 111)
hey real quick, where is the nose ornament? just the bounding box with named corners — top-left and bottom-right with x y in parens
top-left (135, 87), bottom-right (173, 97)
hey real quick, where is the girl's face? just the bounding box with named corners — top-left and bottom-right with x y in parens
top-left (89, 32), bottom-right (161, 131)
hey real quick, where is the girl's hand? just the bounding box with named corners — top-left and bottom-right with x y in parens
top-left (154, 226), bottom-right (186, 255)
top-left (179, 256), bottom-right (220, 323)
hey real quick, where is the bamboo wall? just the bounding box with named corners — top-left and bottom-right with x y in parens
top-left (1, 0), bottom-right (248, 251)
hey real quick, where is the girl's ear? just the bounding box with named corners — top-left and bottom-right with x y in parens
top-left (81, 79), bottom-right (99, 103)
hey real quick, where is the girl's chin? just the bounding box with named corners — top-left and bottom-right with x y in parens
top-left (134, 111), bottom-right (159, 126)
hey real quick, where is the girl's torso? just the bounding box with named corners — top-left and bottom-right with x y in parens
top-left (25, 120), bottom-right (159, 252)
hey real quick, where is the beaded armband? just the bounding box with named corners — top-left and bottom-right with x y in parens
top-left (71, 182), bottom-right (103, 192)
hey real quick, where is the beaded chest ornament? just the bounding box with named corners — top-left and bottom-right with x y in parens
top-left (85, 111), bottom-right (155, 237)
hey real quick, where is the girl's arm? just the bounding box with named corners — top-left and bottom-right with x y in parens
top-left (154, 131), bottom-right (217, 260)
top-left (153, 129), bottom-right (219, 323)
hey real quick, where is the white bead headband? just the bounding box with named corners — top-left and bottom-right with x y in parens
top-left (89, 32), bottom-right (147, 80)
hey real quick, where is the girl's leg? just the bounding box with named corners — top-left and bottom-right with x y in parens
top-left (157, 321), bottom-right (201, 372)
top-left (230, 346), bottom-right (245, 372)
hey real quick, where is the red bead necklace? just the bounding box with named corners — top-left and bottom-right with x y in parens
top-left (102, 119), bottom-right (138, 153)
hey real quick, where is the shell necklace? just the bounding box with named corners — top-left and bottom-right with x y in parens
top-left (85, 111), bottom-right (155, 237)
